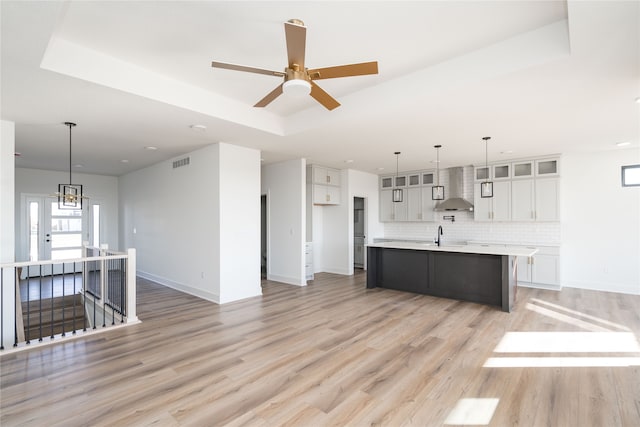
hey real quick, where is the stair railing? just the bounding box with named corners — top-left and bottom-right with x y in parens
top-left (0, 246), bottom-right (137, 351)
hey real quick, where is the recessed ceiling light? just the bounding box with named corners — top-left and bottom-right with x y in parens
top-left (74, 164), bottom-right (83, 168)
top-left (144, 146), bottom-right (158, 151)
top-left (121, 159), bottom-right (130, 163)
top-left (500, 150), bottom-right (514, 154)
top-left (430, 160), bottom-right (440, 164)
top-left (376, 167), bottom-right (385, 171)
top-left (190, 124), bottom-right (207, 132)
top-left (616, 141), bottom-right (631, 147)
top-left (344, 159), bottom-right (354, 164)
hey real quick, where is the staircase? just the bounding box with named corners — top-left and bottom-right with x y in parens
top-left (22, 294), bottom-right (86, 340)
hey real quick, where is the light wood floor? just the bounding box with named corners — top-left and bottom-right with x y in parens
top-left (1, 272), bottom-right (639, 426)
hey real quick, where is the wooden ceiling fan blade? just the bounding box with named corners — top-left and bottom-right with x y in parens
top-left (308, 61), bottom-right (379, 80)
top-left (211, 61), bottom-right (285, 77)
top-left (254, 83), bottom-right (284, 107)
top-left (284, 21), bottom-right (306, 70)
top-left (310, 81), bottom-right (340, 111)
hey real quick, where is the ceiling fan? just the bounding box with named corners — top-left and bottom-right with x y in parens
top-left (211, 19), bottom-right (378, 111)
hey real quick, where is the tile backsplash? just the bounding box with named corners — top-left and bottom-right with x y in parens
top-left (384, 220), bottom-right (560, 246)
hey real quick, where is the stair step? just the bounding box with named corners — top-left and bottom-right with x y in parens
top-left (22, 294), bottom-right (82, 312)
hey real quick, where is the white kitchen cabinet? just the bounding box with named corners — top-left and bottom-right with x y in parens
top-left (535, 158), bottom-right (559, 177)
top-left (310, 165), bottom-right (341, 205)
top-left (535, 178), bottom-right (559, 221)
top-left (531, 246), bottom-right (560, 287)
top-left (406, 187), bottom-right (422, 221)
top-left (516, 255), bottom-right (532, 283)
top-left (511, 178), bottom-right (558, 221)
top-left (380, 189), bottom-right (394, 222)
top-left (380, 176), bottom-right (393, 189)
top-left (492, 164), bottom-right (511, 180)
top-left (312, 183), bottom-right (341, 205)
top-left (408, 173), bottom-right (421, 187)
top-left (511, 179), bottom-right (534, 221)
top-left (313, 166), bottom-right (340, 186)
top-left (512, 161), bottom-right (534, 178)
top-left (474, 166), bottom-right (490, 181)
top-left (474, 181), bottom-right (510, 221)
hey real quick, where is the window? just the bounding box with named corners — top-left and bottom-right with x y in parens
top-left (622, 165), bottom-right (640, 187)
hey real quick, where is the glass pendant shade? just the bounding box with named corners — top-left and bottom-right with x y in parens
top-left (393, 151), bottom-right (403, 203)
top-left (480, 181), bottom-right (493, 198)
top-left (393, 188), bottom-right (403, 202)
top-left (481, 137), bottom-right (494, 199)
top-left (432, 144), bottom-right (444, 201)
top-left (432, 185), bottom-right (445, 200)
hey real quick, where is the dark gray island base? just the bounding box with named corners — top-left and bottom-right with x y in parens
top-left (367, 246), bottom-right (519, 312)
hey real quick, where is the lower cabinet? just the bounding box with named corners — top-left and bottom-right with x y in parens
top-left (517, 246), bottom-right (560, 288)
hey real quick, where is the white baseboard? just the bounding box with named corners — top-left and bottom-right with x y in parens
top-left (562, 280), bottom-right (640, 295)
top-left (137, 270), bottom-right (220, 303)
top-left (321, 268), bottom-right (352, 276)
top-left (266, 273), bottom-right (306, 286)
top-left (519, 282), bottom-right (562, 291)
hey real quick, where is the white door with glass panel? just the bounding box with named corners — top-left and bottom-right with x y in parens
top-left (25, 196), bottom-right (101, 274)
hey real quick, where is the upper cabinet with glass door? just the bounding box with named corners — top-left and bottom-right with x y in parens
top-left (535, 158), bottom-right (560, 177)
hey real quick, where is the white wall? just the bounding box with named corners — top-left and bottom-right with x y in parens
top-left (218, 143), bottom-right (261, 303)
top-left (1, 120), bottom-right (16, 349)
top-left (14, 168), bottom-right (119, 259)
top-left (120, 142), bottom-right (261, 303)
top-left (261, 159), bottom-right (306, 285)
top-left (561, 148), bottom-right (640, 294)
top-left (321, 170), bottom-right (350, 274)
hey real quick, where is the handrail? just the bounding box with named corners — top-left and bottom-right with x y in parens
top-left (1, 254), bottom-right (127, 269)
top-left (1, 245), bottom-right (137, 352)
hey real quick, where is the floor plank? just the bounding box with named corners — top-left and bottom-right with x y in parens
top-left (2, 272), bottom-right (640, 426)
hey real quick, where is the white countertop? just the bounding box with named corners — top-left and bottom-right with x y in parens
top-left (367, 241), bottom-right (538, 257)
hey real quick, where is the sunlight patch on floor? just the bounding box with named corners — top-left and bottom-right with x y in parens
top-left (530, 298), bottom-right (630, 331)
top-left (484, 357), bottom-right (640, 368)
top-left (444, 398), bottom-right (500, 425)
top-left (493, 332), bottom-right (640, 353)
top-left (526, 303), bottom-right (611, 332)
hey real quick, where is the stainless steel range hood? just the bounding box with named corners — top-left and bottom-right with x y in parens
top-left (434, 167), bottom-right (474, 212)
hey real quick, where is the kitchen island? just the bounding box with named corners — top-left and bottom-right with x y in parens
top-left (366, 241), bottom-right (538, 312)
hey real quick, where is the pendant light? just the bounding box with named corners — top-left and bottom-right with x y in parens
top-left (432, 145), bottom-right (444, 200)
top-left (56, 122), bottom-right (86, 209)
top-left (392, 151), bottom-right (403, 202)
top-left (481, 136), bottom-right (493, 198)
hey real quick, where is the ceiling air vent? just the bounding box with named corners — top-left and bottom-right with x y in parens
top-left (172, 157), bottom-right (190, 169)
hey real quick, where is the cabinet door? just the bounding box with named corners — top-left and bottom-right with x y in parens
top-left (473, 183), bottom-right (492, 221)
top-left (516, 256), bottom-right (531, 283)
top-left (406, 187), bottom-right (422, 221)
top-left (312, 184), bottom-right (326, 204)
top-left (511, 179), bottom-right (534, 221)
top-left (532, 254), bottom-right (559, 285)
top-left (475, 166), bottom-right (490, 181)
top-left (312, 167), bottom-right (327, 184)
top-left (380, 176), bottom-right (393, 189)
top-left (421, 187), bottom-right (437, 222)
top-left (380, 190), bottom-right (394, 222)
top-left (393, 195), bottom-right (408, 221)
top-left (326, 185), bottom-right (341, 205)
top-left (326, 168), bottom-right (340, 186)
top-left (492, 181), bottom-right (511, 221)
top-left (535, 178), bottom-right (559, 221)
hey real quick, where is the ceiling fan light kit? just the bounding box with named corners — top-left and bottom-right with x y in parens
top-left (282, 79), bottom-right (311, 97)
top-left (211, 19), bottom-right (378, 110)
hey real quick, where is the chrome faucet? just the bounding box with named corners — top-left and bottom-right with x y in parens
top-left (436, 225), bottom-right (443, 247)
